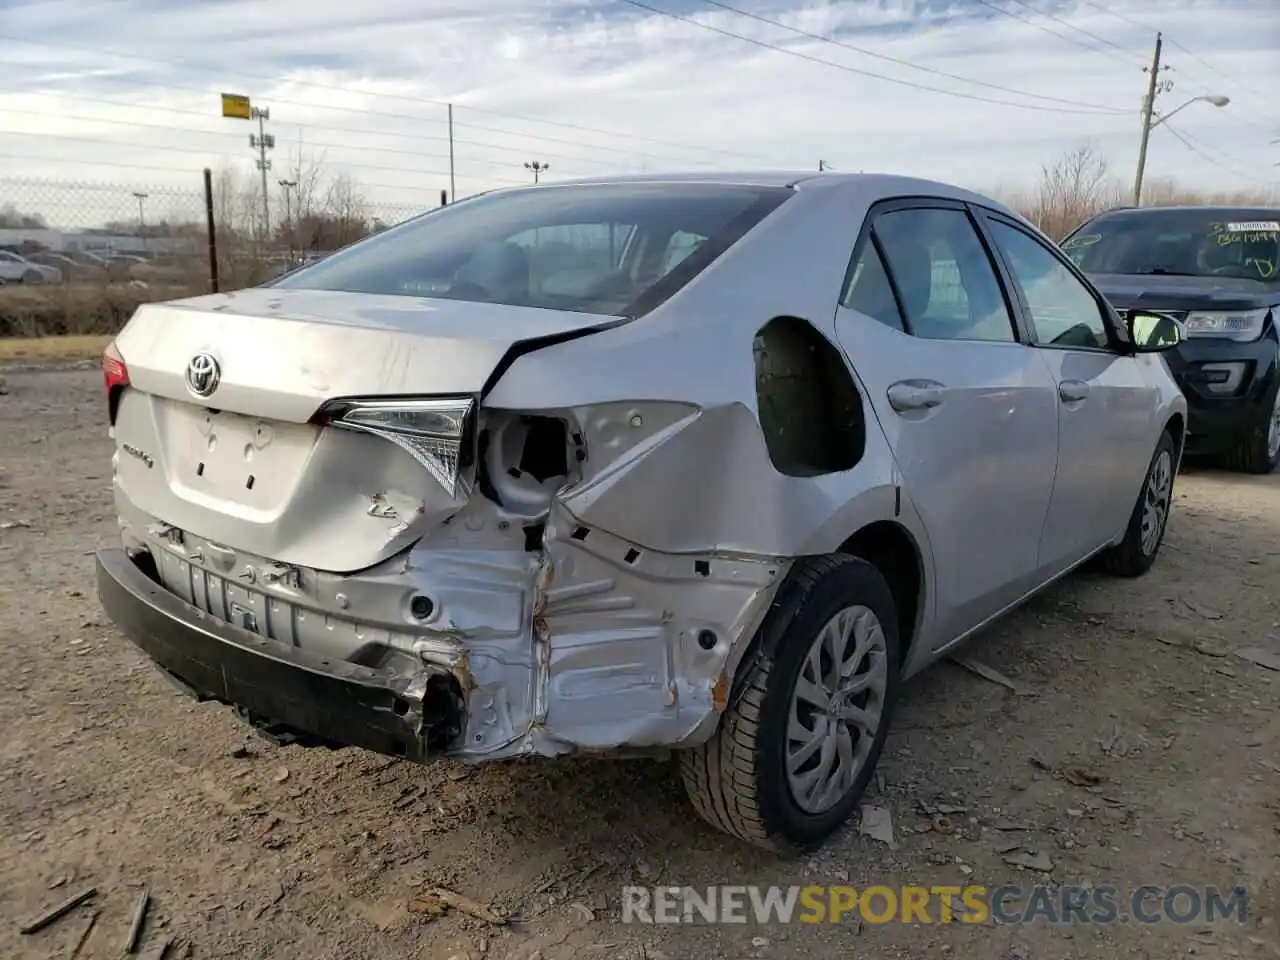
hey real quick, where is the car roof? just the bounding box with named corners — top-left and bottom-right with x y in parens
top-left (520, 170), bottom-right (817, 188)
top-left (490, 170), bottom-right (1021, 215)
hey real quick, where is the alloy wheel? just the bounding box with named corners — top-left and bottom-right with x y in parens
top-left (1140, 449), bottom-right (1174, 556)
top-left (785, 605), bottom-right (889, 814)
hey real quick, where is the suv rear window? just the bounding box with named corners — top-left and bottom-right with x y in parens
top-left (1063, 208), bottom-right (1280, 283)
top-left (272, 182), bottom-right (792, 316)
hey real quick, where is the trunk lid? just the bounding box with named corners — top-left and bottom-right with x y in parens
top-left (115, 287), bottom-right (618, 421)
top-left (111, 288), bottom-right (617, 573)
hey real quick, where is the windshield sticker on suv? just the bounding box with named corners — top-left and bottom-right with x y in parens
top-left (1226, 221), bottom-right (1280, 233)
top-left (1209, 222), bottom-right (1279, 247)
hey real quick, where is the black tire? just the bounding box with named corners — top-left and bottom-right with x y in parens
top-left (679, 554), bottom-right (901, 854)
top-left (1222, 386), bottom-right (1280, 475)
top-left (1100, 430), bottom-right (1177, 578)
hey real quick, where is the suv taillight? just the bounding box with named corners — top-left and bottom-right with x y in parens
top-left (103, 340), bottom-right (129, 426)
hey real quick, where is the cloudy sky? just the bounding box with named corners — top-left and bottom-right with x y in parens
top-left (1, 0), bottom-right (1276, 227)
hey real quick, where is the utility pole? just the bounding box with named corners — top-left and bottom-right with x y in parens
top-left (524, 160), bottom-right (549, 184)
top-left (249, 105), bottom-right (275, 240)
top-left (448, 104), bottom-right (456, 203)
top-left (277, 178), bottom-right (297, 258)
top-left (131, 192), bottom-right (148, 253)
top-left (1133, 32), bottom-right (1165, 207)
top-left (818, 159), bottom-right (831, 171)
top-left (131, 192), bottom-right (147, 231)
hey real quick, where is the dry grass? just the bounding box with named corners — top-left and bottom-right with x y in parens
top-left (0, 334), bottom-right (112, 362)
top-left (0, 281), bottom-right (200, 339)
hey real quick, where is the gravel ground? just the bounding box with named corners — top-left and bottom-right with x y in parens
top-left (1, 366), bottom-right (1278, 960)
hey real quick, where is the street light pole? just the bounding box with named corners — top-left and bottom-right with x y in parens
top-left (1133, 32), bottom-right (1231, 206)
top-left (1134, 92), bottom-right (1231, 205)
top-left (524, 160), bottom-right (549, 184)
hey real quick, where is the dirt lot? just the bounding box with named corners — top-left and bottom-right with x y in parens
top-left (1, 366), bottom-right (1277, 960)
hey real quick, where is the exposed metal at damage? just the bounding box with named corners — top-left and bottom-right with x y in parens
top-left (113, 395), bottom-right (789, 760)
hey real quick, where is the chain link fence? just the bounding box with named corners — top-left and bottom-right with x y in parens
top-left (1, 173), bottom-right (435, 337)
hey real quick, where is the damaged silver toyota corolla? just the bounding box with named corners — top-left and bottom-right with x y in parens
top-left (96, 172), bottom-right (1187, 852)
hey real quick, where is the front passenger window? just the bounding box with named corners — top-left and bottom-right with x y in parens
top-left (987, 221), bottom-right (1111, 349)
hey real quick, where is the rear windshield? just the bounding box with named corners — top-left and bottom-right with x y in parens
top-left (1062, 208), bottom-right (1280, 283)
top-left (272, 182), bottom-right (792, 316)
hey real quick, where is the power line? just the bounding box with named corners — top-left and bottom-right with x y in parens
top-left (616, 0), bottom-right (1128, 115)
top-left (0, 130), bottom-right (527, 186)
top-left (999, 0), bottom-right (1141, 61)
top-left (9, 90), bottom-right (666, 171)
top-left (0, 158), bottom-right (442, 201)
top-left (0, 66), bottom-right (736, 170)
top-left (1161, 35), bottom-right (1280, 122)
top-left (1073, 0), bottom-right (1280, 128)
top-left (964, 0), bottom-right (1137, 66)
top-left (0, 104), bottom-right (611, 177)
top-left (1163, 123), bottom-right (1274, 185)
top-left (693, 0), bottom-right (1129, 113)
top-left (0, 33), bottom-right (770, 164)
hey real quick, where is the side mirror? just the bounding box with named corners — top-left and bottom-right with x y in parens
top-left (1127, 310), bottom-right (1182, 352)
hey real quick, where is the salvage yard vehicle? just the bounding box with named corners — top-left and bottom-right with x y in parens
top-left (1064, 205), bottom-right (1280, 474)
top-left (0, 249), bottom-right (62, 284)
top-left (95, 172), bottom-right (1186, 853)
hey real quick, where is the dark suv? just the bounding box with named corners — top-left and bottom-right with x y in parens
top-left (1063, 206), bottom-right (1280, 474)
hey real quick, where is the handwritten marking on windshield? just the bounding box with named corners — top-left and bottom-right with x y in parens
top-left (1244, 258), bottom-right (1276, 280)
top-left (1208, 221), bottom-right (1278, 247)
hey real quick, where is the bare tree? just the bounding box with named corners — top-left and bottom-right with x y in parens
top-left (1023, 140), bottom-right (1124, 240)
top-left (274, 147), bottom-right (329, 252)
top-left (322, 172), bottom-right (370, 247)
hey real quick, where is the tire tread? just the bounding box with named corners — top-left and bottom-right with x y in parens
top-left (679, 553), bottom-right (870, 854)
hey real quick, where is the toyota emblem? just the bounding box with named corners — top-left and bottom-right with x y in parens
top-left (186, 353), bottom-right (221, 398)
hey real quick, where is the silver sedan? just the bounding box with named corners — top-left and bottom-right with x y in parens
top-left (94, 171), bottom-right (1186, 853)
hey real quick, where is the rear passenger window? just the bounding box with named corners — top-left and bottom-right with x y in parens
top-left (842, 241), bottom-right (906, 332)
top-left (874, 208), bottom-right (1017, 343)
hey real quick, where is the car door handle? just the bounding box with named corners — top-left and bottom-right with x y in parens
top-left (886, 381), bottom-right (947, 412)
top-left (1058, 380), bottom-right (1090, 403)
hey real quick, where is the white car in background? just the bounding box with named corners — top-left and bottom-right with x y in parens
top-left (0, 250), bottom-right (63, 284)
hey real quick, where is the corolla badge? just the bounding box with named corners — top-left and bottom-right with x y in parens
top-left (186, 353), bottom-right (221, 397)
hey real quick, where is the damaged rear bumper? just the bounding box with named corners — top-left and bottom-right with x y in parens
top-left (95, 548), bottom-right (462, 761)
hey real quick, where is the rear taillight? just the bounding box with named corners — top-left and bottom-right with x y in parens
top-left (103, 340), bottom-right (129, 425)
top-left (314, 397), bottom-right (476, 499)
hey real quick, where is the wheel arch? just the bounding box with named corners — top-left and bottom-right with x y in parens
top-left (837, 520), bottom-right (925, 672)
top-left (1164, 411), bottom-right (1185, 462)
top-left (728, 517), bottom-right (926, 709)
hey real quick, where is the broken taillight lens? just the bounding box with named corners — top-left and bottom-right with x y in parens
top-left (102, 340), bottom-right (130, 425)
top-left (316, 397), bottom-right (475, 499)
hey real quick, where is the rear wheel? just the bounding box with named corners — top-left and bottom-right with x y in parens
top-left (1222, 385), bottom-right (1280, 475)
top-left (1100, 430), bottom-right (1177, 577)
top-left (680, 555), bottom-right (900, 854)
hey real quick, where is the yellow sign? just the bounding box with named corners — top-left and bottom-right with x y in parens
top-left (220, 93), bottom-right (252, 120)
